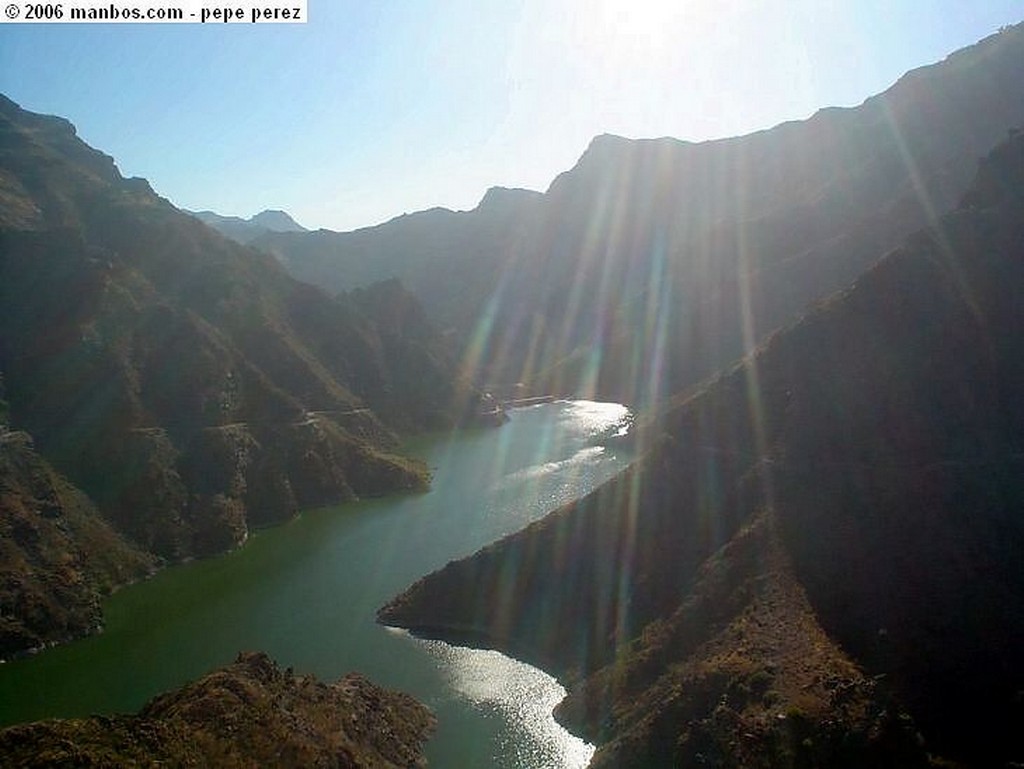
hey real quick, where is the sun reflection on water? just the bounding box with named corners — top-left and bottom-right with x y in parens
top-left (417, 638), bottom-right (595, 769)
top-left (557, 399), bottom-right (632, 440)
top-left (387, 400), bottom-right (631, 767)
top-left (384, 399), bottom-right (632, 767)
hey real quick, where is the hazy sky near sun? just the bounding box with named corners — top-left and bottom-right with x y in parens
top-left (2, 1), bottom-right (1022, 232)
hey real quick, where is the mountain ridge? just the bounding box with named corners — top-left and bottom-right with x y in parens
top-left (262, 22), bottom-right (1024, 408)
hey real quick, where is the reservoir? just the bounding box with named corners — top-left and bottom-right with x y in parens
top-left (0, 400), bottom-right (633, 768)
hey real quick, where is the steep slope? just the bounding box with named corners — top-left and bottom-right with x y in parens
top-left (0, 429), bottom-right (154, 659)
top-left (0, 95), bottom-right (473, 653)
top-left (0, 651), bottom-right (435, 767)
top-left (380, 132), bottom-right (1024, 766)
top-left (265, 23), bottom-right (1024, 406)
top-left (191, 208), bottom-right (306, 244)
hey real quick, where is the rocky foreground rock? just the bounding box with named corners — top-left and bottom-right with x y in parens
top-left (0, 652), bottom-right (435, 767)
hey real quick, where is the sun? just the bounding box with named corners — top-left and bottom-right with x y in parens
top-left (591, 0), bottom-right (688, 35)
top-left (578, 0), bottom-right (719, 51)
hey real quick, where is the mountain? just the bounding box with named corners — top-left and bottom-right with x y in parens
top-left (249, 209), bottom-right (306, 232)
top-left (0, 652), bottom-right (435, 767)
top-left (256, 186), bottom-right (545, 354)
top-left (261, 23), bottom-right (1024, 406)
top-left (0, 94), bottom-right (475, 655)
top-left (190, 208), bottom-right (306, 244)
top-left (379, 131), bottom-right (1024, 766)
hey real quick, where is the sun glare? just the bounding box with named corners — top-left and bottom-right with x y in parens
top-left (577, 0), bottom-right (722, 53)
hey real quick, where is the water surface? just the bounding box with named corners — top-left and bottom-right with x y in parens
top-left (0, 401), bottom-right (632, 767)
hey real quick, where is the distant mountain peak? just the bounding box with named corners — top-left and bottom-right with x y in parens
top-left (476, 186), bottom-right (543, 210)
top-left (584, 132), bottom-right (691, 154)
top-left (190, 208), bottom-right (306, 244)
top-left (250, 209), bottom-right (306, 232)
top-left (587, 132), bottom-right (630, 147)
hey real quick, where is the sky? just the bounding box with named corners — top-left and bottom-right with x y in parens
top-left (2, 0), bottom-right (1023, 233)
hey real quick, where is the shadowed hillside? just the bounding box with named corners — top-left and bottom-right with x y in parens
top-left (263, 23), bottom-right (1024, 409)
top-left (257, 186), bottom-right (545, 357)
top-left (0, 95), bottom-right (475, 655)
top-left (379, 130), bottom-right (1024, 767)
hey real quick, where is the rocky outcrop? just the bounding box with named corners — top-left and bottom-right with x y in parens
top-left (0, 651), bottom-right (436, 767)
top-left (566, 511), bottom-right (927, 768)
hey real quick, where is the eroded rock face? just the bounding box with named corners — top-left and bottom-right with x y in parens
top-left (0, 652), bottom-right (436, 767)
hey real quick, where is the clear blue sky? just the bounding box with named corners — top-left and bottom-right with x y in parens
top-left (2, 1), bottom-right (1022, 232)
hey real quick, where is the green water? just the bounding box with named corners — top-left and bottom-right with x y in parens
top-left (0, 401), bottom-right (632, 768)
